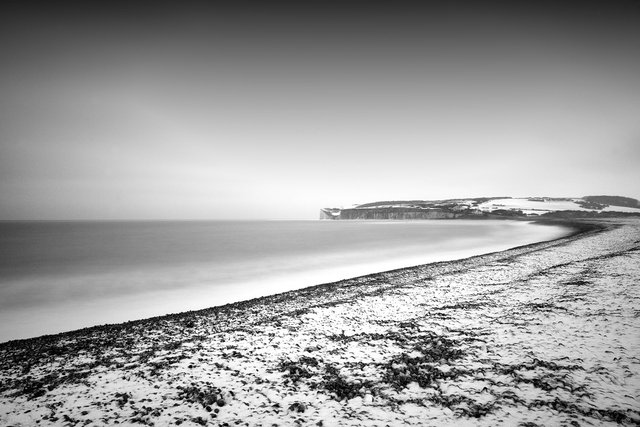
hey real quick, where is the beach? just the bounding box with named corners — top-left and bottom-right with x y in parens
top-left (0, 218), bottom-right (639, 426)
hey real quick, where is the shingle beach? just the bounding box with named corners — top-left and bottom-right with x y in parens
top-left (1, 219), bottom-right (639, 426)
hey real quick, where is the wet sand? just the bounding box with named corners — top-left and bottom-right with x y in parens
top-left (1, 218), bottom-right (639, 426)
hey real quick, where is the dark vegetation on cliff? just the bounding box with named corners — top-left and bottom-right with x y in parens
top-left (583, 195), bottom-right (640, 208)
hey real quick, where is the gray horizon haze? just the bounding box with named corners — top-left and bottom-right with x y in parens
top-left (1, 1), bottom-right (639, 220)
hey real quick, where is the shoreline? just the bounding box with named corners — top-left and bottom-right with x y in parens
top-left (0, 218), bottom-right (576, 344)
top-left (2, 218), bottom-right (638, 426)
top-left (0, 218), bottom-right (595, 347)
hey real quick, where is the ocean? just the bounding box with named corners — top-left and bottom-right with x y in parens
top-left (0, 220), bottom-right (571, 342)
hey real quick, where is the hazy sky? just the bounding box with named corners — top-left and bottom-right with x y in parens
top-left (1, 1), bottom-right (639, 219)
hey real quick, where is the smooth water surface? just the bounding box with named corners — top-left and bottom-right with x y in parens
top-left (0, 220), bottom-right (571, 341)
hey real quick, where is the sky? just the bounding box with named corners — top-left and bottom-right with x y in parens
top-left (1, 1), bottom-right (639, 220)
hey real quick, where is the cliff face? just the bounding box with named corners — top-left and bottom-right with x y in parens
top-left (319, 208), bottom-right (341, 220)
top-left (324, 207), bottom-right (457, 220)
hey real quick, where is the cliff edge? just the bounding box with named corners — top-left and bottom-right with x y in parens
top-left (321, 195), bottom-right (640, 220)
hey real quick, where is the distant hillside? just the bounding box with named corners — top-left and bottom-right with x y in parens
top-left (321, 195), bottom-right (640, 220)
top-left (354, 197), bottom-right (511, 209)
top-left (583, 195), bottom-right (640, 208)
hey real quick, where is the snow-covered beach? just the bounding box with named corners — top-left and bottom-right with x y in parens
top-left (1, 218), bottom-right (639, 426)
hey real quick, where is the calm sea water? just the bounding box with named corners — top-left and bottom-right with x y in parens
top-left (0, 220), bottom-right (570, 342)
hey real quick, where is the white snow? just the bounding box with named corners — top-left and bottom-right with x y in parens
top-left (477, 197), bottom-right (640, 215)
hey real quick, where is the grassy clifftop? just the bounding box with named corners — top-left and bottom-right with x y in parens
top-left (322, 195), bottom-right (640, 220)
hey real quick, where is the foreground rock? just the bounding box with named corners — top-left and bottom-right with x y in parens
top-left (1, 219), bottom-right (639, 426)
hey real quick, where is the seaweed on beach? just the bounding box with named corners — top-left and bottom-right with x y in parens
top-left (436, 301), bottom-right (490, 311)
top-left (177, 383), bottom-right (229, 411)
top-left (327, 331), bottom-right (396, 343)
top-left (526, 397), bottom-right (640, 425)
top-left (563, 279), bottom-right (591, 287)
top-left (409, 333), bottom-right (465, 362)
top-left (382, 353), bottom-right (468, 390)
top-left (523, 301), bottom-right (569, 312)
top-left (428, 393), bottom-right (495, 418)
top-left (5, 368), bottom-right (94, 399)
top-left (114, 391), bottom-right (132, 408)
top-left (278, 357), bottom-right (319, 383)
top-left (321, 365), bottom-right (375, 401)
top-left (490, 358), bottom-right (589, 397)
top-left (325, 325), bottom-right (469, 401)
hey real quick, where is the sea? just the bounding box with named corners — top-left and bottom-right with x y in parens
top-left (0, 219), bottom-right (571, 342)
